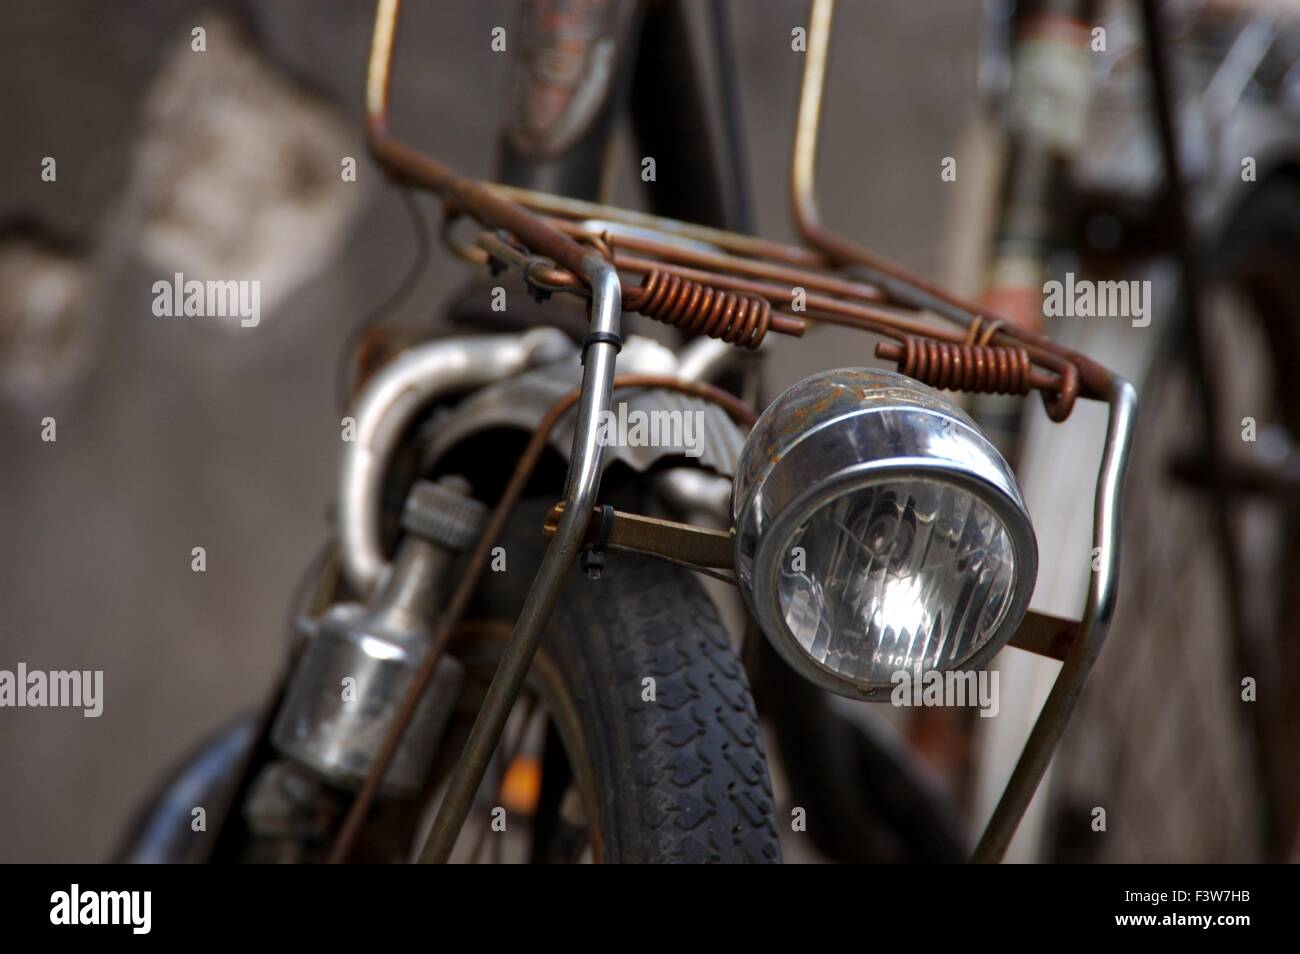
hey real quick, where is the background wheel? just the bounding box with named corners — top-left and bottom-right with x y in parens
top-left (1048, 179), bottom-right (1300, 862)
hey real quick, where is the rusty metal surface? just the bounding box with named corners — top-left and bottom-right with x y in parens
top-left (367, 0), bottom-right (1094, 421)
top-left (1007, 610), bottom-right (1079, 663)
top-left (542, 504), bottom-right (736, 571)
top-left (623, 270), bottom-right (774, 349)
top-left (472, 228), bottom-right (807, 341)
top-left (877, 338), bottom-right (1037, 396)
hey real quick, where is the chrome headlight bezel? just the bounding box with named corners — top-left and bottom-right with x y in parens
top-left (732, 368), bottom-right (1038, 701)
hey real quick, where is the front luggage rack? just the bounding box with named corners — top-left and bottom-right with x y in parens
top-left (328, 0), bottom-right (1137, 865)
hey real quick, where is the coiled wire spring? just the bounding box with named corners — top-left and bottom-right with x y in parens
top-left (878, 337), bottom-right (1034, 394)
top-left (624, 270), bottom-right (771, 350)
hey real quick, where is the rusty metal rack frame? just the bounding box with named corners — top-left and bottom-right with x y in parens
top-left (331, 0), bottom-right (1137, 864)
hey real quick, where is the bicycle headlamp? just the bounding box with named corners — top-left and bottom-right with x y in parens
top-left (733, 368), bottom-right (1037, 700)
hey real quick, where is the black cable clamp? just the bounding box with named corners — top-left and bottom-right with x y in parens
top-left (521, 255), bottom-right (556, 304)
top-left (580, 503), bottom-right (616, 580)
top-left (485, 229), bottom-right (513, 278)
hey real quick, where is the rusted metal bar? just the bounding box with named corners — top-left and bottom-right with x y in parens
top-left (549, 219), bottom-right (891, 307)
top-left (479, 217), bottom-right (1077, 410)
top-left (876, 339), bottom-right (1062, 399)
top-left (368, 0), bottom-right (1089, 415)
top-left (1007, 610), bottom-right (1079, 662)
top-left (473, 228), bottom-right (809, 343)
top-left (490, 182), bottom-right (827, 268)
top-left (368, 1), bottom-right (600, 283)
top-left (542, 504), bottom-right (737, 571)
top-left (792, 0), bottom-right (1111, 411)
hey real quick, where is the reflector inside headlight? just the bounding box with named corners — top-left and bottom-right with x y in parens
top-left (733, 368), bottom-right (1036, 700)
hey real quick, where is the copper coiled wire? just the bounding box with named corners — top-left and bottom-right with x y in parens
top-left (624, 270), bottom-right (771, 349)
top-left (883, 337), bottom-right (1033, 395)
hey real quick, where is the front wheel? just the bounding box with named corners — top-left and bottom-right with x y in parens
top-left (444, 500), bottom-right (781, 863)
top-left (119, 501), bottom-right (782, 864)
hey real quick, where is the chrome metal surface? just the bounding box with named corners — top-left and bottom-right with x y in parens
top-left (652, 468), bottom-right (734, 525)
top-left (732, 368), bottom-right (1038, 702)
top-left (339, 329), bottom-right (574, 595)
top-left (274, 479), bottom-right (472, 795)
top-left (676, 335), bottom-right (745, 384)
top-left (420, 335), bottom-right (746, 480)
top-left (973, 375), bottom-right (1137, 862)
top-left (417, 255), bottom-right (623, 863)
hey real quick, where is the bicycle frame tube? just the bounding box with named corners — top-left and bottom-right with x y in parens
top-left (367, 0), bottom-right (633, 860)
top-left (417, 256), bottom-right (622, 864)
top-left (973, 376), bottom-right (1136, 861)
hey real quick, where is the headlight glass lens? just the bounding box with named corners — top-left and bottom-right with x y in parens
top-left (777, 477), bottom-right (1018, 687)
top-left (732, 367), bottom-right (1036, 700)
